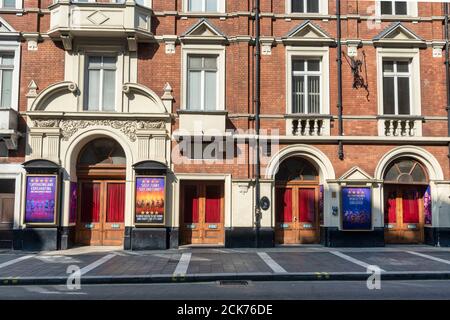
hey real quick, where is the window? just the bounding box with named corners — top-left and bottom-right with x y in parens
top-left (382, 60), bottom-right (411, 115)
top-left (188, 0), bottom-right (218, 12)
top-left (292, 59), bottom-right (321, 114)
top-left (384, 158), bottom-right (428, 184)
top-left (0, 0), bottom-right (15, 8)
top-left (380, 1), bottom-right (407, 15)
top-left (0, 54), bottom-right (13, 109)
top-left (78, 138), bottom-right (126, 165)
top-left (187, 55), bottom-right (218, 111)
top-left (291, 0), bottom-right (319, 13)
top-left (84, 55), bottom-right (117, 112)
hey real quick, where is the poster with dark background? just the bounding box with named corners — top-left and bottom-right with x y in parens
top-left (342, 187), bottom-right (372, 230)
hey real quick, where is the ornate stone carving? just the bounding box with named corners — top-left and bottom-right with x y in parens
top-left (33, 119), bottom-right (61, 128)
top-left (58, 119), bottom-right (166, 142)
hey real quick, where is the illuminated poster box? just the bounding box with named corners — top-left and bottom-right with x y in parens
top-left (341, 187), bottom-right (372, 231)
top-left (24, 175), bottom-right (58, 225)
top-left (135, 176), bottom-right (166, 226)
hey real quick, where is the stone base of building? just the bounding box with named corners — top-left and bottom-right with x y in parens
top-left (13, 228), bottom-right (59, 251)
top-left (425, 227), bottom-right (450, 247)
top-left (225, 227), bottom-right (275, 248)
top-left (320, 227), bottom-right (385, 247)
top-left (125, 227), bottom-right (179, 250)
top-left (0, 229), bottom-right (14, 249)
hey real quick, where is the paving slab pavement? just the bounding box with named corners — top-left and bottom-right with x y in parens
top-left (1, 246), bottom-right (450, 285)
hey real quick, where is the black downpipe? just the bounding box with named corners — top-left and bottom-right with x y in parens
top-left (337, 0), bottom-right (344, 160)
top-left (254, 0), bottom-right (261, 247)
top-left (445, 3), bottom-right (450, 158)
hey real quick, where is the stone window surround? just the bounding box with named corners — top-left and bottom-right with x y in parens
top-left (375, 0), bottom-right (418, 18)
top-left (65, 43), bottom-right (137, 113)
top-left (183, 0), bottom-right (226, 14)
top-left (285, 46), bottom-right (330, 115)
top-left (285, 0), bottom-right (328, 15)
top-left (0, 40), bottom-right (20, 112)
top-left (376, 47), bottom-right (421, 117)
top-left (181, 44), bottom-right (226, 111)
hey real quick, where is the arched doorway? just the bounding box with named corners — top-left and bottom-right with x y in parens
top-left (383, 157), bottom-right (429, 244)
top-left (75, 138), bottom-right (126, 246)
top-left (275, 157), bottom-right (320, 244)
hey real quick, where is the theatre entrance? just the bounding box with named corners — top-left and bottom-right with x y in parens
top-left (384, 158), bottom-right (429, 244)
top-left (275, 157), bottom-right (320, 245)
top-left (75, 138), bottom-right (126, 246)
top-left (179, 181), bottom-right (224, 246)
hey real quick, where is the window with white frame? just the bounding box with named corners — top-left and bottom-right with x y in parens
top-left (187, 0), bottom-right (219, 12)
top-left (0, 54), bottom-right (13, 109)
top-left (187, 55), bottom-right (218, 111)
top-left (0, 0), bottom-right (15, 8)
top-left (84, 55), bottom-right (117, 112)
top-left (382, 60), bottom-right (411, 115)
top-left (380, 0), bottom-right (407, 15)
top-left (291, 0), bottom-right (319, 13)
top-left (292, 59), bottom-right (321, 114)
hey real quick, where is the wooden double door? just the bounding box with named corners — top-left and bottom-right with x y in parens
top-left (384, 185), bottom-right (426, 244)
top-left (180, 181), bottom-right (224, 246)
top-left (275, 185), bottom-right (320, 244)
top-left (76, 180), bottom-right (125, 246)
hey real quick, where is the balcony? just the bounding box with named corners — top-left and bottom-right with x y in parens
top-left (377, 116), bottom-right (423, 137)
top-left (0, 109), bottom-right (19, 150)
top-left (285, 114), bottom-right (332, 136)
top-left (48, 0), bottom-right (153, 50)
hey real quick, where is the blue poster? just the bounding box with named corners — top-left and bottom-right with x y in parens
top-left (342, 187), bottom-right (372, 230)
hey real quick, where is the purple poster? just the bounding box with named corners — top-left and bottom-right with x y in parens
top-left (25, 175), bottom-right (57, 224)
top-left (319, 185), bottom-right (324, 225)
top-left (424, 186), bottom-right (432, 225)
top-left (135, 177), bottom-right (166, 225)
top-left (69, 182), bottom-right (77, 224)
top-left (342, 187), bottom-right (372, 230)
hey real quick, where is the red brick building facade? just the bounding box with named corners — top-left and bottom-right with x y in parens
top-left (0, 0), bottom-right (449, 250)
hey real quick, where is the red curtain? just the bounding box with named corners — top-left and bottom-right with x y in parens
top-left (385, 190), bottom-right (397, 224)
top-left (81, 183), bottom-right (100, 223)
top-left (106, 183), bottom-right (125, 223)
top-left (276, 188), bottom-right (292, 223)
top-left (403, 190), bottom-right (419, 223)
top-left (184, 185), bottom-right (199, 223)
top-left (205, 186), bottom-right (221, 223)
top-left (299, 189), bottom-right (315, 223)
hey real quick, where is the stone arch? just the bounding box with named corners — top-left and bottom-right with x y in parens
top-left (63, 128), bottom-right (134, 181)
top-left (265, 144), bottom-right (336, 184)
top-left (375, 146), bottom-right (444, 182)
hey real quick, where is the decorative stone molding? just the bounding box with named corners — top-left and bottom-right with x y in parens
top-left (32, 119), bottom-right (61, 128)
top-left (162, 82), bottom-right (174, 100)
top-left (31, 119), bottom-right (165, 142)
top-left (237, 182), bottom-right (250, 194)
top-left (163, 35), bottom-right (177, 54)
top-left (22, 32), bottom-right (40, 51)
top-left (432, 41), bottom-right (445, 58)
top-left (260, 37), bottom-right (275, 56)
top-left (52, 120), bottom-right (166, 142)
top-left (346, 39), bottom-right (361, 57)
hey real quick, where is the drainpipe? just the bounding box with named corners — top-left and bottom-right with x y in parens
top-left (445, 3), bottom-right (450, 159)
top-left (254, 0), bottom-right (262, 248)
top-left (337, 0), bottom-right (344, 160)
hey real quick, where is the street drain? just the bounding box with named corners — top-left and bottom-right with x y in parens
top-left (218, 280), bottom-right (250, 286)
